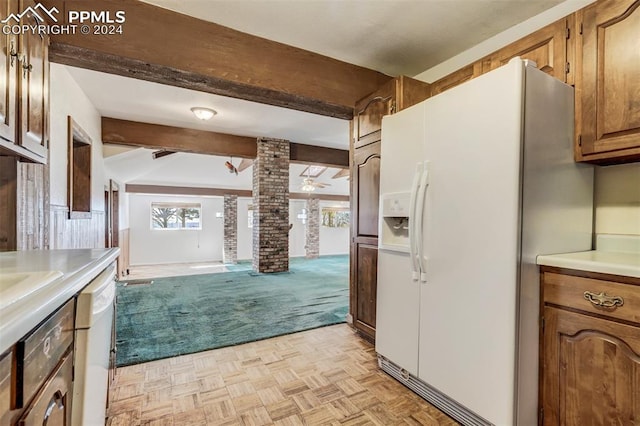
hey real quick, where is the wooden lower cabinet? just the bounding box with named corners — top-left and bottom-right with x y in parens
top-left (18, 352), bottom-right (73, 426)
top-left (541, 268), bottom-right (640, 425)
top-left (350, 241), bottom-right (378, 340)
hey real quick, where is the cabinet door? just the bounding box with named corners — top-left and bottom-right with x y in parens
top-left (353, 80), bottom-right (395, 149)
top-left (18, 0), bottom-right (49, 159)
top-left (0, 351), bottom-right (11, 425)
top-left (352, 142), bottom-right (380, 239)
top-left (18, 352), bottom-right (73, 426)
top-left (430, 61), bottom-right (484, 96)
top-left (0, 0), bottom-right (18, 144)
top-left (542, 307), bottom-right (640, 426)
top-left (486, 18), bottom-right (568, 81)
top-left (576, 0), bottom-right (640, 162)
top-left (350, 242), bottom-right (377, 340)
top-left (349, 142), bottom-right (381, 341)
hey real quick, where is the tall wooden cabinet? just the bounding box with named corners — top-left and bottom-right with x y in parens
top-left (540, 268), bottom-right (640, 425)
top-left (349, 76), bottom-right (430, 341)
top-left (0, 0), bottom-right (49, 163)
top-left (574, 0), bottom-right (640, 164)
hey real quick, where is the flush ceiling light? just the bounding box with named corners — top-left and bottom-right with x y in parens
top-left (190, 107), bottom-right (217, 120)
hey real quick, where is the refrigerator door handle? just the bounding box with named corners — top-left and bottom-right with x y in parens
top-left (416, 162), bottom-right (430, 283)
top-left (408, 162), bottom-right (423, 281)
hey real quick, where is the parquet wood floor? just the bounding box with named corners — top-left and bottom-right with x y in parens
top-left (106, 324), bottom-right (459, 425)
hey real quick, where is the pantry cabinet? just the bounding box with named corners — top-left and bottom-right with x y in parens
top-left (540, 268), bottom-right (640, 425)
top-left (574, 0), bottom-right (640, 164)
top-left (0, 0), bottom-right (50, 163)
top-left (349, 76), bottom-right (430, 341)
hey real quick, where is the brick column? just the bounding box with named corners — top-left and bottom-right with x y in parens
top-left (305, 198), bottom-right (319, 258)
top-left (223, 194), bottom-right (237, 264)
top-left (252, 138), bottom-right (290, 273)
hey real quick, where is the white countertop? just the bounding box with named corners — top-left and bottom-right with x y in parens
top-left (537, 250), bottom-right (640, 278)
top-left (0, 248), bottom-right (120, 354)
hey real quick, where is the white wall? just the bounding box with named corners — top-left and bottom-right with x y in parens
top-left (594, 164), bottom-right (640, 236)
top-left (129, 194), bottom-right (224, 265)
top-left (49, 64), bottom-right (105, 211)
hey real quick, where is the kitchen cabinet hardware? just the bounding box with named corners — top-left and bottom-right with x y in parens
top-left (583, 290), bottom-right (624, 308)
top-left (22, 62), bottom-right (32, 78)
top-left (9, 41), bottom-right (18, 66)
top-left (541, 267), bottom-right (640, 424)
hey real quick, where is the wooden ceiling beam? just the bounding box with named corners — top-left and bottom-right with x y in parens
top-left (42, 0), bottom-right (391, 120)
top-left (102, 118), bottom-right (258, 158)
top-left (102, 118), bottom-right (349, 167)
top-left (125, 184), bottom-right (253, 198)
top-left (289, 144), bottom-right (349, 168)
top-left (125, 184), bottom-right (349, 202)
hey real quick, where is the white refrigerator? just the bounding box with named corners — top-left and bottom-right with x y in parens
top-left (375, 58), bottom-right (593, 426)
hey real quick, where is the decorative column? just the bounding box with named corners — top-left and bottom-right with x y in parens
top-left (305, 198), bottom-right (319, 259)
top-left (252, 138), bottom-right (290, 273)
top-left (223, 194), bottom-right (237, 264)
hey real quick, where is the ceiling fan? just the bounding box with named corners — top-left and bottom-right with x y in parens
top-left (224, 157), bottom-right (254, 175)
top-left (301, 176), bottom-right (331, 191)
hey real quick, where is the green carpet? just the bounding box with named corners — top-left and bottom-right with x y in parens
top-left (116, 255), bottom-right (349, 366)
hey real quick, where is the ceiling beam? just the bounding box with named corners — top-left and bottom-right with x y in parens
top-left (289, 144), bottom-right (348, 168)
top-left (125, 184), bottom-right (350, 202)
top-left (125, 184), bottom-right (253, 198)
top-left (290, 193), bottom-right (350, 202)
top-left (42, 0), bottom-right (391, 120)
top-left (102, 118), bottom-right (349, 167)
top-left (102, 118), bottom-right (258, 158)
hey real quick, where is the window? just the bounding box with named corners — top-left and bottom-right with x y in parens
top-left (151, 202), bottom-right (201, 229)
top-left (321, 207), bottom-right (350, 228)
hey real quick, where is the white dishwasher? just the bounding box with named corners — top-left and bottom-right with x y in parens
top-left (73, 263), bottom-right (117, 426)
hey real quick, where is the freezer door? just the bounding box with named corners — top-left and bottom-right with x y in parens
top-left (418, 59), bottom-right (525, 425)
top-left (376, 101), bottom-right (427, 374)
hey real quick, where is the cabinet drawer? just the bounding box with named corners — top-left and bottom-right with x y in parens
top-left (16, 299), bottom-right (74, 408)
top-left (543, 272), bottom-right (640, 324)
top-left (18, 350), bottom-right (73, 426)
top-left (0, 350), bottom-right (11, 425)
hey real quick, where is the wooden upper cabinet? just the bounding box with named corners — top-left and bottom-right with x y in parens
top-left (18, 0), bottom-right (49, 159)
top-left (485, 18), bottom-right (569, 82)
top-left (353, 79), bottom-right (396, 149)
top-left (0, 0), bottom-right (18, 144)
top-left (575, 0), bottom-right (640, 164)
top-left (430, 61), bottom-right (483, 96)
top-left (353, 76), bottom-right (430, 149)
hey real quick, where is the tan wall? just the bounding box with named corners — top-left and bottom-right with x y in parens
top-left (594, 163), bottom-right (640, 236)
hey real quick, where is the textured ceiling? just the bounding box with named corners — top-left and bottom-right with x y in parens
top-left (141, 0), bottom-right (564, 77)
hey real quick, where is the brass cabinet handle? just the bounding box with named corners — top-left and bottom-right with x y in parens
top-left (22, 62), bottom-right (32, 78)
top-left (583, 291), bottom-right (624, 308)
top-left (9, 41), bottom-right (18, 67)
